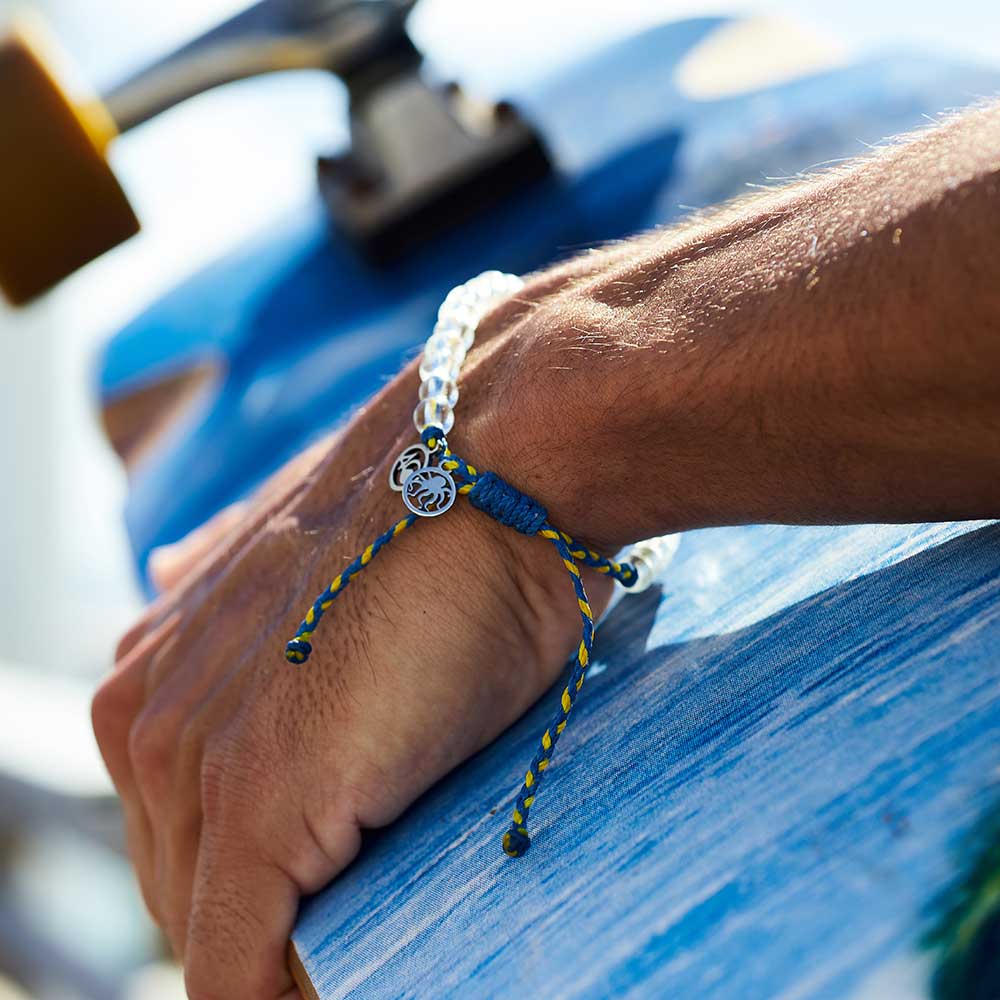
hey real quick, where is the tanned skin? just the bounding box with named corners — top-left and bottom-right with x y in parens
top-left (93, 104), bottom-right (1000, 999)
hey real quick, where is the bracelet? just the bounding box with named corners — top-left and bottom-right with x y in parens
top-left (285, 272), bottom-right (679, 857)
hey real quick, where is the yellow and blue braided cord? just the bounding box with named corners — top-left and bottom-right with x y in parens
top-left (284, 426), bottom-right (639, 854)
top-left (285, 514), bottom-right (416, 663)
top-left (499, 526), bottom-right (597, 856)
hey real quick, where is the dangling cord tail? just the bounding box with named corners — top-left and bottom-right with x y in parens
top-left (440, 438), bottom-right (637, 856)
top-left (285, 514), bottom-right (417, 663)
top-left (285, 427), bottom-right (639, 855)
top-left (498, 527), bottom-right (594, 857)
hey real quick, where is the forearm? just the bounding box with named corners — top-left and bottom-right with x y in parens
top-left (464, 102), bottom-right (1000, 549)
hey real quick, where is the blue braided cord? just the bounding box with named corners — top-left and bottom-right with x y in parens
top-left (500, 526), bottom-right (595, 858)
top-left (285, 513), bottom-right (417, 664)
top-left (420, 426), bottom-right (446, 451)
top-left (468, 470), bottom-right (548, 534)
top-left (433, 444), bottom-right (626, 855)
top-left (284, 424), bottom-right (637, 856)
top-left (555, 531), bottom-right (638, 586)
top-left (441, 443), bottom-right (637, 586)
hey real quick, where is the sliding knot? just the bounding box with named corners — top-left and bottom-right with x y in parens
top-left (502, 826), bottom-right (531, 858)
top-left (285, 638), bottom-right (312, 664)
top-left (469, 471), bottom-right (548, 535)
top-left (420, 426), bottom-right (445, 451)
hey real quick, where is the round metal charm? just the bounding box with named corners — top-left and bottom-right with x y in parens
top-left (388, 443), bottom-right (430, 492)
top-left (401, 466), bottom-right (457, 517)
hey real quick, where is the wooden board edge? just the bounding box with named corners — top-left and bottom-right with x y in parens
top-left (288, 940), bottom-right (321, 1000)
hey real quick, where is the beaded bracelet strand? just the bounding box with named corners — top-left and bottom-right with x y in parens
top-left (285, 271), bottom-right (679, 857)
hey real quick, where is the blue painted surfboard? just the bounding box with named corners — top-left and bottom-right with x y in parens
top-left (291, 520), bottom-right (1000, 999)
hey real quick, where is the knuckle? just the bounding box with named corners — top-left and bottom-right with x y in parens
top-left (199, 736), bottom-right (257, 825)
top-left (90, 674), bottom-right (125, 749)
top-left (198, 747), bottom-right (230, 824)
top-left (127, 709), bottom-right (170, 783)
top-left (115, 620), bottom-right (148, 663)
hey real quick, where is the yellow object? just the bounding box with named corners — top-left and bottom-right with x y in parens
top-left (0, 14), bottom-right (138, 304)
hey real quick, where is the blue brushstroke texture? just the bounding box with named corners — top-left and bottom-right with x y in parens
top-left (293, 521), bottom-right (1000, 998)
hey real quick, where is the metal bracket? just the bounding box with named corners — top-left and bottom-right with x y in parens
top-left (105, 0), bottom-right (553, 262)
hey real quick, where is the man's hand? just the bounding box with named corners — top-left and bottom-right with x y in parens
top-left (91, 291), bottom-right (617, 999)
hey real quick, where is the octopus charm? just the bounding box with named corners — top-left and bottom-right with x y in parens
top-left (402, 466), bottom-right (457, 517)
top-left (388, 443), bottom-right (430, 492)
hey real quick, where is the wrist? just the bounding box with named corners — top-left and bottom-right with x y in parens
top-left (451, 268), bottom-right (751, 549)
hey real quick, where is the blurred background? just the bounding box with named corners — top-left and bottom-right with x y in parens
top-left (0, 0), bottom-right (998, 997)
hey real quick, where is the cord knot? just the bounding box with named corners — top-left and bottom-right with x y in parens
top-left (502, 826), bottom-right (531, 857)
top-left (285, 638), bottom-right (312, 663)
top-left (468, 471), bottom-right (548, 535)
top-left (420, 426), bottom-right (445, 451)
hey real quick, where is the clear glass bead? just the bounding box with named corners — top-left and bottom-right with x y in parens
top-left (625, 534), bottom-right (681, 592)
top-left (419, 348), bottom-right (462, 382)
top-left (438, 288), bottom-right (478, 324)
top-left (413, 398), bottom-right (455, 435)
top-left (435, 274), bottom-right (523, 344)
top-left (419, 376), bottom-right (459, 407)
top-left (468, 270), bottom-right (503, 300)
top-left (444, 300), bottom-right (479, 330)
top-left (442, 284), bottom-right (475, 309)
top-left (475, 270), bottom-right (524, 302)
top-left (426, 327), bottom-right (465, 357)
top-left (432, 316), bottom-right (475, 351)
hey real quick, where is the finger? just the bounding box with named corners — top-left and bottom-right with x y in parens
top-left (149, 501), bottom-right (249, 593)
top-left (149, 653), bottom-right (272, 960)
top-left (133, 499), bottom-right (285, 647)
top-left (134, 636), bottom-right (269, 957)
top-left (183, 836), bottom-right (302, 1000)
top-left (157, 796), bottom-right (201, 959)
top-left (183, 749), bottom-right (362, 1000)
top-left (121, 795), bottom-right (162, 925)
top-left (114, 598), bottom-right (180, 665)
top-left (91, 655), bottom-right (161, 921)
top-left (133, 648), bottom-right (226, 951)
top-left (152, 682), bottom-right (233, 960)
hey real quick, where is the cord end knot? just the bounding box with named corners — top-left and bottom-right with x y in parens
top-left (502, 825), bottom-right (531, 857)
top-left (285, 639), bottom-right (312, 664)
